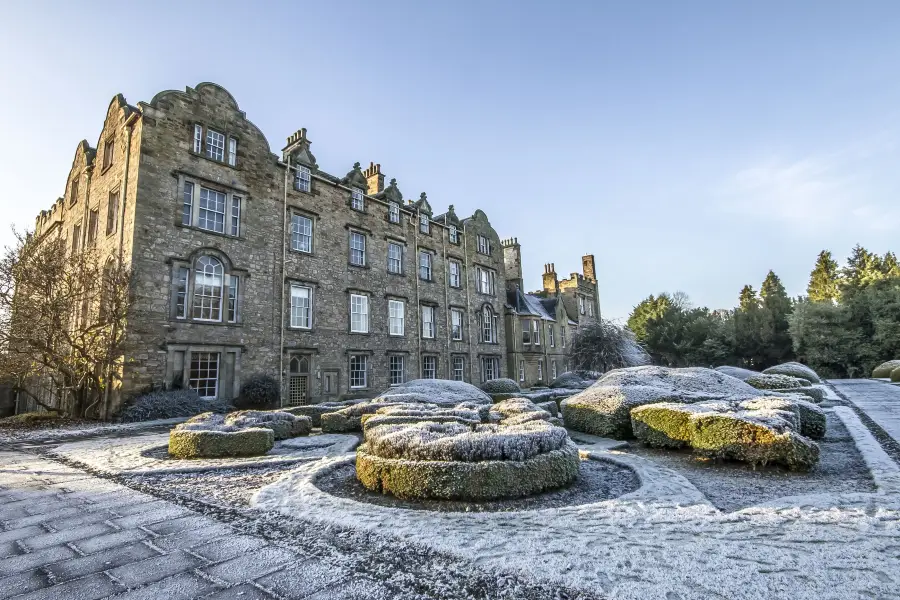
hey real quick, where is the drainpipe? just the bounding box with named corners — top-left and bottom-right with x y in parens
top-left (462, 221), bottom-right (474, 381)
top-left (414, 212), bottom-right (421, 377)
top-left (279, 159), bottom-right (289, 406)
top-left (441, 227), bottom-right (451, 378)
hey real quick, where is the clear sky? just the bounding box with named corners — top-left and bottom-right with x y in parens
top-left (2, 1), bottom-right (899, 321)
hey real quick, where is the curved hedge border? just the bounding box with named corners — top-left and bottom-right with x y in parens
top-left (168, 427), bottom-right (274, 459)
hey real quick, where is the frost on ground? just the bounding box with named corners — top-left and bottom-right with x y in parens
top-left (254, 406), bottom-right (900, 600)
top-left (0, 417), bottom-right (187, 443)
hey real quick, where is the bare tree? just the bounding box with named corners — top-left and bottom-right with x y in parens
top-left (569, 320), bottom-right (650, 374)
top-left (0, 228), bottom-right (132, 417)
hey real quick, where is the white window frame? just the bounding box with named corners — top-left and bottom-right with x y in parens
top-left (389, 355), bottom-right (405, 385)
top-left (482, 306), bottom-right (496, 343)
top-left (419, 251), bottom-right (432, 281)
top-left (533, 320), bottom-right (541, 345)
top-left (175, 267), bottom-right (189, 319)
top-left (227, 275), bottom-right (239, 323)
top-left (522, 321), bottom-right (531, 345)
top-left (198, 187), bottom-right (227, 233)
top-left (206, 129), bottom-right (225, 162)
top-left (422, 355), bottom-right (437, 379)
top-left (481, 357), bottom-right (498, 382)
top-left (351, 188), bottom-right (365, 211)
top-left (451, 308), bottom-right (463, 341)
top-left (449, 260), bottom-right (461, 288)
top-left (538, 359), bottom-right (544, 381)
top-left (230, 196), bottom-right (241, 236)
top-left (449, 225), bottom-right (458, 243)
top-left (350, 231), bottom-right (366, 266)
top-left (551, 360), bottom-right (558, 380)
top-left (192, 256), bottom-right (224, 322)
top-left (182, 182), bottom-right (194, 226)
top-left (420, 214), bottom-right (430, 234)
top-left (452, 356), bottom-right (465, 381)
top-left (387, 242), bottom-right (403, 274)
top-left (388, 299), bottom-right (405, 336)
top-left (389, 202), bottom-right (400, 224)
top-left (350, 294), bottom-right (369, 333)
top-left (193, 124), bottom-right (203, 153)
top-left (549, 325), bottom-right (555, 347)
top-left (291, 214), bottom-right (313, 253)
top-left (189, 352), bottom-right (220, 399)
top-left (295, 165), bottom-right (311, 192)
top-left (477, 235), bottom-right (491, 255)
top-left (290, 284), bottom-right (312, 329)
top-left (579, 296), bottom-right (586, 315)
top-left (519, 361), bottom-right (525, 382)
top-left (422, 305), bottom-right (436, 339)
top-left (228, 137), bottom-right (237, 166)
top-left (349, 355), bottom-right (368, 389)
top-left (477, 267), bottom-right (495, 295)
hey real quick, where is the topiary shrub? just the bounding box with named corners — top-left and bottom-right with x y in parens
top-left (118, 389), bottom-right (229, 423)
top-left (891, 367), bottom-right (900, 382)
top-left (872, 360), bottom-right (900, 379)
top-left (714, 366), bottom-right (758, 381)
top-left (238, 374), bottom-right (281, 407)
top-left (569, 320), bottom-right (650, 373)
top-left (745, 373), bottom-right (809, 390)
top-left (284, 400), bottom-right (367, 427)
top-left (549, 370), bottom-right (602, 390)
top-left (480, 378), bottom-right (520, 394)
top-left (0, 411), bottom-right (61, 428)
top-left (168, 427), bottom-right (274, 459)
top-left (762, 362), bottom-right (821, 384)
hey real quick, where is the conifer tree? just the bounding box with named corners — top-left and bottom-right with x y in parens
top-left (738, 285), bottom-right (758, 311)
top-left (882, 251), bottom-right (900, 278)
top-left (842, 244), bottom-right (883, 290)
top-left (760, 270), bottom-right (793, 363)
top-left (807, 250), bottom-right (840, 303)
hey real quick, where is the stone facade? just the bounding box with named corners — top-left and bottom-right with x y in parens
top-left (31, 83), bottom-right (519, 415)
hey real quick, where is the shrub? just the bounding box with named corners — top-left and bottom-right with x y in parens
top-left (0, 411), bottom-right (61, 428)
top-left (549, 370), bottom-right (602, 390)
top-left (178, 410), bottom-right (311, 441)
top-left (891, 367), bottom-right (900, 382)
top-left (480, 378), bottom-right (520, 394)
top-left (238, 374), bottom-right (280, 407)
top-left (872, 360), bottom-right (900, 378)
top-left (762, 362), bottom-right (821, 384)
top-left (745, 374), bottom-right (809, 390)
top-left (168, 427), bottom-right (274, 459)
top-left (569, 320), bottom-right (650, 373)
top-left (118, 389), bottom-right (229, 423)
top-left (714, 366), bottom-right (758, 381)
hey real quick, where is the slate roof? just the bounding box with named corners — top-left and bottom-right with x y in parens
top-left (507, 288), bottom-right (558, 321)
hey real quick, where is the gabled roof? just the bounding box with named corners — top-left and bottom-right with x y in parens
top-left (507, 288), bottom-right (557, 321)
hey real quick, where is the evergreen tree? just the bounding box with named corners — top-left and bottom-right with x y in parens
top-left (627, 294), bottom-right (671, 341)
top-left (738, 285), bottom-right (758, 311)
top-left (882, 251), bottom-right (900, 278)
top-left (842, 244), bottom-right (884, 291)
top-left (760, 270), bottom-right (793, 364)
top-left (807, 250), bottom-right (840, 303)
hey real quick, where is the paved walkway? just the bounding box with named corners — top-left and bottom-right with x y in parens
top-left (0, 450), bottom-right (389, 600)
top-left (830, 379), bottom-right (900, 444)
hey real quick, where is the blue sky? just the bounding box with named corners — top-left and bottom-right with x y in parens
top-left (2, 1), bottom-right (900, 321)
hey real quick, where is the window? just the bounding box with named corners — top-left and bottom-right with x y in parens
top-left (206, 129), bottom-right (225, 162)
top-left (451, 309), bottom-right (463, 340)
top-left (175, 267), bottom-right (188, 319)
top-left (351, 188), bottom-right (365, 211)
top-left (102, 138), bottom-right (114, 170)
top-left (291, 214), bottom-right (313, 253)
top-left (579, 296), bottom-right (586, 315)
top-left (106, 191), bottom-right (119, 236)
top-left (422, 305), bottom-right (435, 338)
top-left (588, 302), bottom-right (593, 316)
top-left (552, 361), bottom-right (558, 380)
top-left (230, 196), bottom-right (241, 236)
top-left (387, 242), bottom-right (403, 274)
top-left (350, 294), bottom-right (369, 333)
top-left (349, 355), bottom-right (367, 388)
top-left (389, 299), bottom-right (405, 336)
top-left (549, 325), bottom-right (555, 347)
top-left (193, 124), bottom-right (203, 153)
top-left (452, 356), bottom-right (465, 381)
top-left (519, 361), bottom-right (525, 382)
top-left (290, 285), bottom-right (312, 328)
top-left (422, 356), bottom-right (436, 379)
top-left (70, 178), bottom-right (79, 205)
top-left (449, 261), bottom-right (461, 287)
top-left (449, 225), bottom-right (458, 243)
top-left (533, 321), bottom-right (541, 345)
top-left (419, 214), bottom-right (430, 234)
top-left (71, 224), bottom-right (81, 253)
top-left (295, 165), bottom-right (311, 192)
top-left (390, 355), bottom-right (405, 385)
top-left (482, 306), bottom-right (497, 343)
top-left (228, 137), bottom-right (237, 166)
top-left (538, 359), bottom-right (544, 381)
top-left (87, 209), bottom-right (99, 243)
top-left (389, 202), bottom-right (400, 224)
top-left (190, 352), bottom-right (219, 398)
top-left (476, 267), bottom-right (495, 295)
top-left (349, 232), bottom-right (366, 266)
top-left (522, 321), bottom-right (531, 345)
top-left (182, 182), bottom-right (194, 226)
top-left (227, 276), bottom-right (239, 322)
top-left (193, 256), bottom-right (224, 321)
top-left (477, 235), bottom-right (490, 255)
top-left (198, 187), bottom-right (227, 233)
top-left (562, 327), bottom-right (567, 348)
top-left (419, 251), bottom-right (432, 281)
top-left (481, 357), bottom-right (499, 382)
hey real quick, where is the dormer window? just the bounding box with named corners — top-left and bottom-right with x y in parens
top-left (206, 129), bottom-right (225, 162)
top-left (102, 138), bottom-right (114, 171)
top-left (449, 225), bottom-right (458, 243)
top-left (351, 188), bottom-right (365, 211)
top-left (228, 137), bottom-right (237, 166)
top-left (477, 235), bottom-right (491, 255)
top-left (389, 202), bottom-right (400, 224)
top-left (420, 214), bottom-right (430, 234)
top-left (295, 166), bottom-right (311, 192)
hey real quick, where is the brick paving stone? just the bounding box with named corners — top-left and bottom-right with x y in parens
top-left (21, 523), bottom-right (114, 551)
top-left (44, 509), bottom-right (117, 531)
top-left (202, 547), bottom-right (299, 584)
top-left (8, 572), bottom-right (124, 600)
top-left (0, 545), bottom-right (78, 577)
top-left (203, 583), bottom-right (275, 599)
top-left (0, 569), bottom-right (47, 599)
top-left (23, 499), bottom-right (85, 517)
top-left (2, 507), bottom-right (83, 530)
top-left (255, 558), bottom-right (346, 599)
top-left (0, 525), bottom-right (44, 544)
top-left (0, 540), bottom-right (20, 557)
top-left (303, 577), bottom-right (393, 600)
top-left (71, 529), bottom-right (149, 555)
top-left (104, 498), bottom-right (176, 517)
top-left (0, 505), bottom-right (29, 520)
top-left (144, 514), bottom-right (208, 536)
top-left (107, 550), bottom-right (205, 588)
top-left (107, 572), bottom-right (220, 600)
top-left (45, 541), bottom-right (160, 582)
top-left (188, 534), bottom-right (269, 563)
top-left (108, 504), bottom-right (192, 529)
top-left (151, 523), bottom-right (235, 553)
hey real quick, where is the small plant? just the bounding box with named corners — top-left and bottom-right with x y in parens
top-left (117, 389), bottom-right (228, 422)
top-left (239, 374), bottom-right (280, 407)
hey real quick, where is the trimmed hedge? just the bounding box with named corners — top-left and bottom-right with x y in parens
top-left (745, 374), bottom-right (809, 390)
top-left (168, 428), bottom-right (274, 459)
top-left (762, 362), bottom-right (821, 384)
top-left (480, 378), bottom-right (521, 394)
top-left (873, 360), bottom-right (900, 379)
top-left (714, 366), bottom-right (758, 381)
top-left (238, 374), bottom-right (280, 407)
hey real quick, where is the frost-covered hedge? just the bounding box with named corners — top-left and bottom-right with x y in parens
top-left (118, 389), bottom-right (229, 423)
top-left (872, 360), bottom-right (900, 379)
top-left (762, 362), bottom-right (821, 384)
top-left (238, 374), bottom-right (280, 407)
top-left (168, 427), bottom-right (274, 459)
top-left (285, 400), bottom-right (367, 427)
top-left (714, 366), bottom-right (758, 381)
top-left (745, 373), bottom-right (810, 390)
top-left (480, 378), bottom-right (520, 394)
top-left (549, 370), bottom-right (602, 390)
top-left (371, 379), bottom-right (491, 406)
top-left (177, 410), bottom-right (311, 441)
top-left (891, 367), bottom-right (900, 383)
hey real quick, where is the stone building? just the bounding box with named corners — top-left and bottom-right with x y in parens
top-left (503, 240), bottom-right (600, 388)
top-left (31, 82), bottom-right (510, 416)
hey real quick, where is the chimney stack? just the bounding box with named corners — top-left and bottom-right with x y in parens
top-left (363, 162), bottom-right (385, 195)
top-left (502, 238), bottom-right (522, 291)
top-left (543, 263), bottom-right (558, 295)
top-left (582, 254), bottom-right (596, 283)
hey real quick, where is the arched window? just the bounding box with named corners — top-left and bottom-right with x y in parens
top-left (481, 305), bottom-right (496, 343)
top-left (192, 256), bottom-right (224, 321)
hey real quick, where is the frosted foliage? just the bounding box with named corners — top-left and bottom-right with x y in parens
top-left (373, 379), bottom-right (491, 406)
top-left (745, 373), bottom-right (808, 390)
top-left (480, 378), bottom-right (521, 394)
top-left (176, 410), bottom-right (310, 438)
top-left (549, 370), bottom-right (603, 390)
top-left (714, 366), bottom-right (758, 381)
top-left (365, 419), bottom-right (568, 462)
top-left (872, 360), bottom-right (900, 378)
top-left (762, 362), bottom-right (821, 383)
top-left (489, 398), bottom-right (553, 422)
top-left (584, 366), bottom-right (765, 404)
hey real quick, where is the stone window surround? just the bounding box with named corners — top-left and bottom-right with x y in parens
top-left (101, 135), bottom-right (115, 173)
top-left (480, 303), bottom-right (499, 344)
top-left (344, 348), bottom-right (374, 391)
top-left (450, 307), bottom-right (465, 341)
top-left (164, 343), bottom-right (242, 399)
top-left (350, 187), bottom-right (366, 212)
top-left (388, 352), bottom-right (406, 386)
top-left (346, 288), bottom-right (372, 335)
top-left (386, 238), bottom-right (405, 276)
top-left (448, 258), bottom-right (463, 288)
top-left (474, 265), bottom-right (496, 296)
top-left (418, 248), bottom-right (435, 282)
top-left (420, 303), bottom-right (437, 339)
top-left (289, 208), bottom-right (317, 255)
top-left (451, 354), bottom-right (467, 381)
top-left (388, 297), bottom-right (406, 337)
top-left (167, 249), bottom-right (247, 325)
top-left (286, 278), bottom-right (317, 331)
top-left (69, 173), bottom-right (81, 206)
top-left (421, 354), bottom-right (438, 379)
top-left (346, 225), bottom-right (371, 268)
top-left (190, 121), bottom-right (241, 170)
top-left (105, 186), bottom-right (121, 238)
top-left (175, 172), bottom-right (247, 239)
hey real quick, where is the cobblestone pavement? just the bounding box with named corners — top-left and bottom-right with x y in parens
top-left (0, 450), bottom-right (392, 600)
top-left (830, 379), bottom-right (900, 444)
